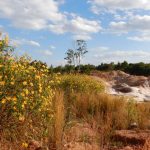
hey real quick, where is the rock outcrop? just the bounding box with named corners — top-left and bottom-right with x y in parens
top-left (111, 130), bottom-right (150, 150)
top-left (92, 71), bottom-right (150, 102)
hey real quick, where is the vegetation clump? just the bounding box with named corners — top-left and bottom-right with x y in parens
top-left (59, 74), bottom-right (105, 93)
top-left (0, 34), bottom-right (150, 149)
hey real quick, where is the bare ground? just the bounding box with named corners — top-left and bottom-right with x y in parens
top-left (62, 122), bottom-right (150, 150)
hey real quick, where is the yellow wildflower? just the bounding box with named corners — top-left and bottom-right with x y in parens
top-left (24, 89), bottom-right (29, 95)
top-left (21, 93), bottom-right (25, 97)
top-left (12, 97), bottom-right (17, 101)
top-left (39, 86), bottom-right (42, 93)
top-left (0, 81), bottom-right (5, 86)
top-left (21, 104), bottom-right (25, 109)
top-left (23, 81), bottom-right (27, 85)
top-left (31, 91), bottom-right (34, 94)
top-left (6, 97), bottom-right (11, 101)
top-left (30, 83), bottom-right (34, 86)
top-left (35, 75), bottom-right (40, 79)
top-left (22, 142), bottom-right (28, 148)
top-left (1, 99), bottom-right (6, 104)
top-left (10, 81), bottom-right (14, 85)
top-left (13, 106), bottom-right (16, 110)
top-left (19, 115), bottom-right (25, 122)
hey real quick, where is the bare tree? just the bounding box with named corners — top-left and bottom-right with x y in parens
top-left (76, 40), bottom-right (88, 70)
top-left (64, 49), bottom-right (75, 66)
top-left (64, 40), bottom-right (88, 72)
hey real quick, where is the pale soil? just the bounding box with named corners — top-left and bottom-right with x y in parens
top-left (91, 71), bottom-right (150, 102)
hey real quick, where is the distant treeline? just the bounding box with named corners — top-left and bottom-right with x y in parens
top-left (50, 61), bottom-right (150, 76)
top-left (29, 60), bottom-right (150, 76)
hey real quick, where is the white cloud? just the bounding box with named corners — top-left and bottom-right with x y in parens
top-left (11, 39), bottom-right (40, 47)
top-left (97, 50), bottom-right (150, 63)
top-left (88, 1), bottom-right (150, 41)
top-left (29, 40), bottom-right (40, 47)
top-left (50, 45), bottom-right (56, 49)
top-left (91, 46), bottom-right (109, 52)
top-left (48, 16), bottom-right (102, 39)
top-left (88, 0), bottom-right (150, 14)
top-left (70, 16), bottom-right (101, 34)
top-left (0, 0), bottom-right (65, 30)
top-left (42, 50), bottom-right (53, 56)
top-left (0, 0), bottom-right (101, 39)
top-left (86, 46), bottom-right (150, 64)
top-left (128, 33), bottom-right (150, 42)
top-left (72, 34), bottom-right (92, 40)
top-left (110, 15), bottom-right (150, 32)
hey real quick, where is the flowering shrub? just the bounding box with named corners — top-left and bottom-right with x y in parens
top-left (59, 74), bottom-right (104, 93)
top-left (0, 56), bottom-right (54, 121)
top-left (0, 53), bottom-right (58, 147)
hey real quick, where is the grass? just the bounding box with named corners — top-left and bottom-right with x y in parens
top-left (0, 49), bottom-right (150, 149)
top-left (1, 70), bottom-right (150, 149)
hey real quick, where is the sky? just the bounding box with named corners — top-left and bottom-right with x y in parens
top-left (0, 0), bottom-right (150, 66)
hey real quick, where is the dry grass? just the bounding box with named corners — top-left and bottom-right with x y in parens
top-left (1, 75), bottom-right (150, 149)
top-left (54, 91), bottom-right (65, 150)
top-left (62, 92), bottom-right (150, 148)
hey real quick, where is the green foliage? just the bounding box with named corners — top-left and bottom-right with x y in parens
top-left (59, 74), bottom-right (105, 93)
top-left (96, 61), bottom-right (150, 76)
top-left (64, 40), bottom-right (88, 72)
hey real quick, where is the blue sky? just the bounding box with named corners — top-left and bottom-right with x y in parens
top-left (0, 0), bottom-right (150, 66)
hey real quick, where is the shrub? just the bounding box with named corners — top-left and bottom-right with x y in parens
top-left (0, 55), bottom-right (57, 148)
top-left (59, 74), bottom-right (105, 93)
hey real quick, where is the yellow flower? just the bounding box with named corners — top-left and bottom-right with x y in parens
top-left (0, 81), bottom-right (5, 86)
top-left (6, 97), bottom-right (11, 101)
top-left (1, 99), bottom-right (6, 104)
top-left (21, 93), bottom-right (25, 97)
top-left (39, 86), bottom-right (42, 93)
top-left (22, 142), bottom-right (28, 148)
top-left (19, 115), bottom-right (25, 121)
top-left (30, 83), bottom-right (34, 86)
top-left (13, 106), bottom-right (16, 110)
top-left (21, 104), bottom-right (25, 109)
top-left (35, 75), bottom-right (40, 79)
top-left (12, 97), bottom-right (17, 101)
top-left (31, 91), bottom-right (34, 94)
top-left (24, 89), bottom-right (29, 95)
top-left (10, 81), bottom-right (14, 85)
top-left (23, 81), bottom-right (27, 85)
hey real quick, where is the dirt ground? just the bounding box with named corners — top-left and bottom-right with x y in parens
top-left (62, 122), bottom-right (150, 150)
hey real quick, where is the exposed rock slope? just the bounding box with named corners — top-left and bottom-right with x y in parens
top-left (92, 71), bottom-right (150, 102)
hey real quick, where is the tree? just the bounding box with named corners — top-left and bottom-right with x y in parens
top-left (76, 40), bottom-right (88, 70)
top-left (64, 40), bottom-right (88, 72)
top-left (64, 49), bottom-right (75, 66)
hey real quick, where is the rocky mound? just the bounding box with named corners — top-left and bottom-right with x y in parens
top-left (92, 71), bottom-right (150, 102)
top-left (111, 130), bottom-right (150, 150)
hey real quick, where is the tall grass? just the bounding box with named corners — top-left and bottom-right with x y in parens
top-left (62, 92), bottom-right (150, 148)
top-left (53, 91), bottom-right (65, 150)
top-left (0, 36), bottom-right (150, 149)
